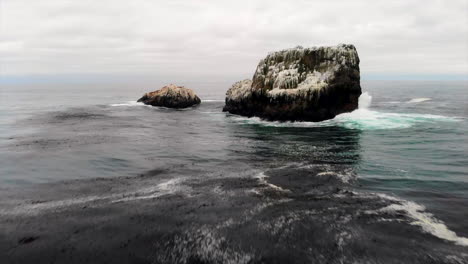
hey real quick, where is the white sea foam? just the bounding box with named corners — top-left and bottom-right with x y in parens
top-left (375, 194), bottom-right (468, 247)
top-left (112, 178), bottom-right (188, 203)
top-left (228, 92), bottom-right (458, 130)
top-left (164, 226), bottom-right (253, 264)
top-left (254, 172), bottom-right (289, 192)
top-left (0, 178), bottom-right (188, 215)
top-left (317, 170), bottom-right (354, 183)
top-left (333, 108), bottom-right (457, 130)
top-left (297, 163), bottom-right (355, 183)
top-left (407, 98), bottom-right (432, 103)
top-left (229, 109), bottom-right (457, 130)
top-left (110, 101), bottom-right (147, 107)
top-left (202, 99), bottom-right (224, 102)
top-left (359, 92), bottom-right (372, 109)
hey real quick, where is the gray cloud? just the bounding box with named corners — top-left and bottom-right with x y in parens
top-left (1, 0), bottom-right (467, 78)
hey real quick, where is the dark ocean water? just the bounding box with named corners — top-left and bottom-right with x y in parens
top-left (0, 80), bottom-right (467, 263)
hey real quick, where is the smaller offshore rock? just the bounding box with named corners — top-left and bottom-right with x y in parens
top-left (137, 84), bottom-right (201, 108)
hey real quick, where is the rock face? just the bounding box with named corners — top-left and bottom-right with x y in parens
top-left (223, 44), bottom-right (362, 122)
top-left (138, 84), bottom-right (201, 108)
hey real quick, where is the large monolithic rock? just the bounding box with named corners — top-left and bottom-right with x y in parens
top-left (223, 44), bottom-right (362, 121)
top-left (138, 84), bottom-right (201, 108)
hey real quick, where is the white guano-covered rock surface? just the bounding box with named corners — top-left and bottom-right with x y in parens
top-left (223, 44), bottom-right (362, 122)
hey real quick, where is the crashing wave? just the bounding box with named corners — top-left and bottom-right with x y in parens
top-left (226, 92), bottom-right (458, 130)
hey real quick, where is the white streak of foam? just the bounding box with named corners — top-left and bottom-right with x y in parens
top-left (202, 99), bottom-right (224, 102)
top-left (316, 168), bottom-right (354, 184)
top-left (377, 194), bottom-right (468, 247)
top-left (407, 98), bottom-right (432, 103)
top-left (254, 172), bottom-right (289, 192)
top-left (1, 178), bottom-right (187, 215)
top-left (317, 171), bottom-right (353, 184)
top-left (112, 178), bottom-right (186, 203)
top-left (110, 101), bottom-right (145, 107)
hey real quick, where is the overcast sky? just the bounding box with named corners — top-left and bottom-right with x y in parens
top-left (1, 0), bottom-right (467, 80)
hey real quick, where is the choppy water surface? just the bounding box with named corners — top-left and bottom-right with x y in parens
top-left (0, 80), bottom-right (467, 263)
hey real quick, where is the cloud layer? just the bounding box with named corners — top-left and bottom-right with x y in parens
top-left (1, 0), bottom-right (467, 78)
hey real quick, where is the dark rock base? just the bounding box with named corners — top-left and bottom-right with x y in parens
top-left (223, 87), bottom-right (361, 122)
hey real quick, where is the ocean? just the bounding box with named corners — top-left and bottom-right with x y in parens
top-left (0, 80), bottom-right (467, 263)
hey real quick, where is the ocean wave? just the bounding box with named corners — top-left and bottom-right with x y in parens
top-left (317, 170), bottom-right (354, 184)
top-left (227, 92), bottom-right (459, 130)
top-left (407, 98), bottom-right (432, 103)
top-left (372, 193), bottom-right (468, 247)
top-left (294, 163), bottom-right (356, 184)
top-left (333, 109), bottom-right (458, 130)
top-left (229, 110), bottom-right (458, 130)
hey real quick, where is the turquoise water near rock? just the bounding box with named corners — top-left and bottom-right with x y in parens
top-left (0, 80), bottom-right (467, 262)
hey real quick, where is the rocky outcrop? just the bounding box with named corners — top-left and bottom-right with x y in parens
top-left (138, 84), bottom-right (201, 108)
top-left (223, 44), bottom-right (362, 122)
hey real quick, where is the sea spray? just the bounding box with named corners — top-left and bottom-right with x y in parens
top-left (358, 92), bottom-right (372, 109)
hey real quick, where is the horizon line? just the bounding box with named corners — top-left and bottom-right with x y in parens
top-left (1, 73), bottom-right (467, 85)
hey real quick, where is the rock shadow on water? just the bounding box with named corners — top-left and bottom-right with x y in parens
top-left (225, 120), bottom-right (362, 165)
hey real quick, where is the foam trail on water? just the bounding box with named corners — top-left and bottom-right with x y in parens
top-left (254, 172), bottom-right (289, 192)
top-left (0, 178), bottom-right (188, 216)
top-left (110, 101), bottom-right (147, 107)
top-left (202, 99), bottom-right (224, 102)
top-left (407, 98), bottom-right (432, 103)
top-left (375, 194), bottom-right (468, 247)
top-left (112, 178), bottom-right (188, 203)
